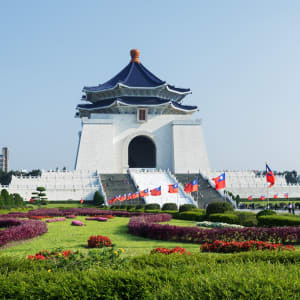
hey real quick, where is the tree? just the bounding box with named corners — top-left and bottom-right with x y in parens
top-left (93, 191), bottom-right (104, 206)
top-left (32, 186), bottom-right (48, 206)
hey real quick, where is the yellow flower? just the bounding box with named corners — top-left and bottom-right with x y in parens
top-left (114, 251), bottom-right (118, 256)
top-left (48, 269), bottom-right (51, 273)
top-left (119, 248), bottom-right (124, 253)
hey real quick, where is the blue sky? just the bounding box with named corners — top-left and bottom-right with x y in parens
top-left (1, 1), bottom-right (299, 172)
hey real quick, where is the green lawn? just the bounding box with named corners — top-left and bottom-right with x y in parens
top-left (0, 217), bottom-right (201, 257)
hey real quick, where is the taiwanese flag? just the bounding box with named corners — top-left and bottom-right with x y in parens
top-left (284, 193), bottom-right (289, 198)
top-left (127, 193), bottom-right (132, 200)
top-left (116, 194), bottom-right (121, 202)
top-left (266, 164), bottom-right (275, 188)
top-left (213, 173), bottom-right (226, 190)
top-left (184, 179), bottom-right (199, 193)
top-left (120, 194), bottom-right (126, 202)
top-left (273, 194), bottom-right (278, 199)
top-left (190, 179), bottom-right (199, 192)
top-left (248, 195), bottom-right (253, 200)
top-left (80, 199), bottom-right (84, 204)
top-left (150, 186), bottom-right (161, 196)
top-left (140, 189), bottom-right (149, 197)
top-left (131, 192), bottom-right (139, 199)
top-left (168, 183), bottom-right (178, 193)
top-left (260, 195), bottom-right (266, 200)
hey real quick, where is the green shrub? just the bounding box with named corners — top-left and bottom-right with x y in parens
top-left (145, 203), bottom-right (160, 210)
top-left (174, 210), bottom-right (206, 221)
top-left (93, 191), bottom-right (104, 206)
top-left (135, 204), bottom-right (145, 210)
top-left (206, 202), bottom-right (234, 215)
top-left (258, 215), bottom-right (300, 227)
top-left (256, 209), bottom-right (277, 219)
top-left (162, 203), bottom-right (178, 211)
top-left (143, 209), bottom-right (161, 214)
top-left (234, 211), bottom-right (257, 227)
top-left (207, 213), bottom-right (240, 224)
top-left (179, 204), bottom-right (197, 213)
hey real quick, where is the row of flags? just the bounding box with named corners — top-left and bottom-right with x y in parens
top-left (108, 179), bottom-right (200, 205)
top-left (248, 193), bottom-right (289, 200)
top-left (107, 164), bottom-right (276, 205)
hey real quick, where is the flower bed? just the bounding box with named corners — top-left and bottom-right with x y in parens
top-left (151, 246), bottom-right (189, 255)
top-left (197, 221), bottom-right (244, 229)
top-left (201, 240), bottom-right (296, 253)
top-left (65, 215), bottom-right (76, 219)
top-left (0, 219), bottom-right (48, 247)
top-left (28, 249), bottom-right (74, 261)
top-left (29, 216), bottom-right (54, 220)
top-left (128, 216), bottom-right (300, 244)
top-left (71, 220), bottom-right (85, 226)
top-left (88, 235), bottom-right (112, 248)
top-left (45, 218), bottom-right (66, 223)
top-left (85, 217), bottom-right (108, 222)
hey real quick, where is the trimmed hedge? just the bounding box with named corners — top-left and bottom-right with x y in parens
top-left (258, 215), bottom-right (300, 227)
top-left (179, 204), bottom-right (197, 213)
top-left (0, 219), bottom-right (48, 247)
top-left (145, 203), bottom-right (160, 210)
top-left (256, 209), bottom-right (277, 219)
top-left (234, 211), bottom-right (258, 227)
top-left (162, 203), bottom-right (178, 211)
top-left (128, 216), bottom-right (300, 244)
top-left (174, 210), bottom-right (206, 222)
top-left (206, 202), bottom-right (234, 215)
top-left (207, 213), bottom-right (239, 224)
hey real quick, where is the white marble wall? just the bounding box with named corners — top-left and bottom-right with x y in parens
top-left (75, 113), bottom-right (210, 174)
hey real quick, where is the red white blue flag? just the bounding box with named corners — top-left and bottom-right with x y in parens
top-left (140, 189), bottom-right (149, 197)
top-left (248, 195), bottom-right (253, 200)
top-left (273, 194), bottom-right (278, 199)
top-left (184, 178), bottom-right (198, 193)
top-left (260, 195), bottom-right (266, 200)
top-left (150, 186), bottom-right (161, 196)
top-left (168, 183), bottom-right (178, 193)
top-left (266, 164), bottom-right (275, 188)
top-left (213, 173), bottom-right (226, 190)
top-left (284, 193), bottom-right (289, 198)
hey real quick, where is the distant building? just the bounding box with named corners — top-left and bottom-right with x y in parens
top-left (0, 147), bottom-right (8, 172)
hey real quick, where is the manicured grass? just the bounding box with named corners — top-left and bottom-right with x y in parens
top-left (0, 217), bottom-right (201, 257)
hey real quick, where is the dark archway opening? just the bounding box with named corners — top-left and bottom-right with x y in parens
top-left (128, 136), bottom-right (156, 168)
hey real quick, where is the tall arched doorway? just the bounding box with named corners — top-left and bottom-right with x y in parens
top-left (128, 136), bottom-right (156, 168)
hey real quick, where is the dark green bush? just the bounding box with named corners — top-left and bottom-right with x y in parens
top-left (206, 202), bottom-right (234, 215)
top-left (174, 210), bottom-right (206, 221)
top-left (135, 204), bottom-right (145, 210)
top-left (207, 213), bottom-right (240, 224)
top-left (145, 203), bottom-right (160, 210)
top-left (234, 211), bottom-right (257, 227)
top-left (258, 215), bottom-right (300, 227)
top-left (162, 203), bottom-right (178, 211)
top-left (143, 209), bottom-right (162, 214)
top-left (256, 209), bottom-right (277, 219)
top-left (179, 204), bottom-right (197, 213)
top-left (93, 191), bottom-right (104, 206)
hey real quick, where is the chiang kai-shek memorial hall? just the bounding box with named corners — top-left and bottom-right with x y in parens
top-left (75, 49), bottom-right (210, 174)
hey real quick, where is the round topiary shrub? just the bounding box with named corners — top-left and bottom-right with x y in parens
top-left (179, 204), bottom-right (197, 213)
top-left (256, 209), bottom-right (277, 219)
top-left (145, 203), bottom-right (160, 210)
top-left (206, 202), bottom-right (234, 215)
top-left (87, 235), bottom-right (112, 248)
top-left (162, 203), bottom-right (178, 211)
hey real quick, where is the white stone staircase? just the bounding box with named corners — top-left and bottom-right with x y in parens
top-left (128, 168), bottom-right (197, 208)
